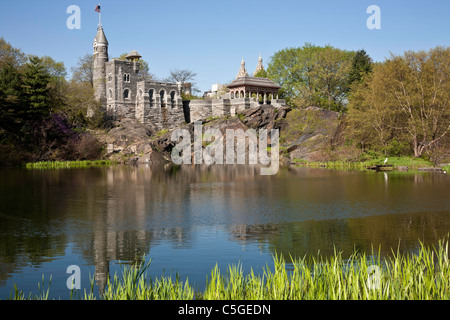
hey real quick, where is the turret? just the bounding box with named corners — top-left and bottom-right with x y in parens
top-left (236, 57), bottom-right (249, 79)
top-left (125, 50), bottom-right (142, 74)
top-left (253, 54), bottom-right (265, 76)
top-left (93, 26), bottom-right (109, 104)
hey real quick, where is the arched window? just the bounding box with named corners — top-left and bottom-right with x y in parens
top-left (109, 89), bottom-right (113, 99)
top-left (149, 89), bottom-right (154, 107)
top-left (123, 89), bottom-right (130, 100)
top-left (170, 91), bottom-right (176, 108)
top-left (160, 90), bottom-right (165, 106)
top-left (108, 73), bottom-right (112, 82)
top-left (123, 74), bottom-right (130, 83)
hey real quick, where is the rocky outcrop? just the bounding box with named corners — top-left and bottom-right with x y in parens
top-left (239, 105), bottom-right (291, 131)
top-left (149, 117), bottom-right (251, 161)
top-left (97, 105), bottom-right (342, 166)
top-left (280, 107), bottom-right (342, 162)
top-left (95, 118), bottom-right (168, 165)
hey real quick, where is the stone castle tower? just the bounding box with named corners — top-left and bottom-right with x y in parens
top-left (92, 25), bottom-right (186, 130)
top-left (93, 26), bottom-right (109, 105)
top-left (92, 24), bottom-right (286, 129)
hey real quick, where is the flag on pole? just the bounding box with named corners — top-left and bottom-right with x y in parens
top-left (95, 5), bottom-right (101, 13)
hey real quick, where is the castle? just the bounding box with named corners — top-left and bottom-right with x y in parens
top-left (93, 25), bottom-right (286, 130)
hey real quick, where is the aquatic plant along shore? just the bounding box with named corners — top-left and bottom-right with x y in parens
top-left (8, 239), bottom-right (450, 300)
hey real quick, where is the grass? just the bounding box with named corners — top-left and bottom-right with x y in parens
top-left (293, 156), bottom-right (436, 171)
top-left (25, 160), bottom-right (117, 169)
top-left (153, 129), bottom-right (170, 139)
top-left (5, 238), bottom-right (450, 300)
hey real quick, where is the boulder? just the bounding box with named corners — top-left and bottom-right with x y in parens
top-left (239, 105), bottom-right (291, 131)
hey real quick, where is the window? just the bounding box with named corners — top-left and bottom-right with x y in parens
top-left (123, 89), bottom-right (130, 100)
top-left (149, 89), bottom-right (154, 107)
top-left (170, 91), bottom-right (176, 108)
top-left (123, 74), bottom-right (130, 83)
top-left (160, 90), bottom-right (165, 106)
top-left (108, 74), bottom-right (112, 82)
top-left (109, 89), bottom-right (113, 99)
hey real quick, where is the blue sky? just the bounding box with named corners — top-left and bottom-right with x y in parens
top-left (0, 0), bottom-right (449, 92)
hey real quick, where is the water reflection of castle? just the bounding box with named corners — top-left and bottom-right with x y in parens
top-left (81, 164), bottom-right (269, 292)
top-left (71, 165), bottom-right (450, 293)
top-left (1, 166), bottom-right (449, 295)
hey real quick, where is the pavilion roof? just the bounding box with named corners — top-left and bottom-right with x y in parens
top-left (126, 50), bottom-right (142, 60)
top-left (227, 76), bottom-right (281, 89)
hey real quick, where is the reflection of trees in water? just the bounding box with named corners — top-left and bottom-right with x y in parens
top-left (228, 211), bottom-right (450, 261)
top-left (0, 165), bottom-right (449, 291)
top-left (0, 169), bottom-right (70, 285)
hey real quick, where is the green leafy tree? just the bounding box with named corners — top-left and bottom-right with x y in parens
top-left (63, 81), bottom-right (102, 128)
top-left (40, 55), bottom-right (67, 111)
top-left (71, 53), bottom-right (94, 86)
top-left (0, 62), bottom-right (22, 120)
top-left (267, 43), bottom-right (355, 111)
top-left (0, 38), bottom-right (26, 128)
top-left (347, 46), bottom-right (450, 158)
top-left (0, 37), bottom-right (26, 69)
top-left (253, 69), bottom-right (268, 78)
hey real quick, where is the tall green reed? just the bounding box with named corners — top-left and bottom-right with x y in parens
top-left (5, 238), bottom-right (450, 300)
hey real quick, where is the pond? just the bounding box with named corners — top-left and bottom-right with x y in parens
top-left (0, 165), bottom-right (449, 299)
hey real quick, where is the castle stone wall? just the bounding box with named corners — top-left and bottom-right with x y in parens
top-left (189, 100), bottom-right (213, 122)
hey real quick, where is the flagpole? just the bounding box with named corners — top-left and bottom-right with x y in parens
top-left (98, 2), bottom-right (102, 27)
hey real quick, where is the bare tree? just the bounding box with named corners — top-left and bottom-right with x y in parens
top-left (71, 54), bottom-right (94, 87)
top-left (165, 69), bottom-right (196, 83)
top-left (164, 69), bottom-right (200, 94)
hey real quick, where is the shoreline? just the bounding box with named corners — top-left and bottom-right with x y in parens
top-left (6, 238), bottom-right (450, 300)
top-left (13, 159), bottom-right (450, 174)
top-left (290, 157), bottom-right (449, 173)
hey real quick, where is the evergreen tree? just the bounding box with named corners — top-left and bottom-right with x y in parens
top-left (0, 62), bottom-right (23, 130)
top-left (20, 55), bottom-right (51, 120)
top-left (348, 49), bottom-right (373, 86)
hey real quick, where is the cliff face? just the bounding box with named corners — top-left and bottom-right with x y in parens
top-left (280, 107), bottom-right (342, 162)
top-left (148, 106), bottom-right (292, 164)
top-left (93, 118), bottom-right (168, 165)
top-left (99, 105), bottom-right (343, 165)
top-left (237, 105), bottom-right (291, 131)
